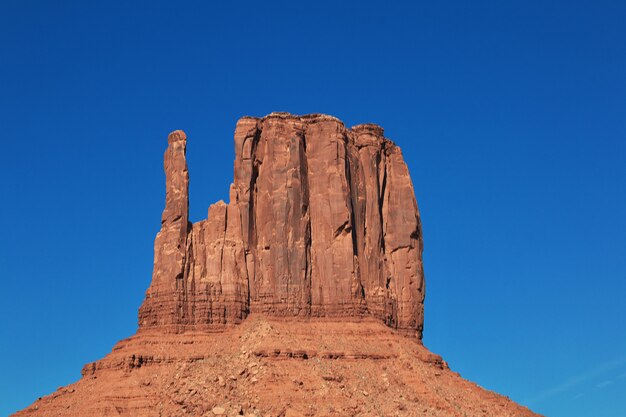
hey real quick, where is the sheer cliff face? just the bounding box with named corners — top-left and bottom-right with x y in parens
top-left (138, 113), bottom-right (425, 338)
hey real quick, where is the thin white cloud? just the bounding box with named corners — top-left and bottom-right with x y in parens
top-left (596, 380), bottom-right (613, 389)
top-left (525, 355), bottom-right (626, 405)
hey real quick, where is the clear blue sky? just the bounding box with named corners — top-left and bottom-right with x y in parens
top-left (1, 1), bottom-right (624, 416)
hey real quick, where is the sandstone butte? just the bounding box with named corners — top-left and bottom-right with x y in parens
top-left (13, 113), bottom-right (541, 417)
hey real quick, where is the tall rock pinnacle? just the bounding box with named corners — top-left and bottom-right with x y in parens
top-left (138, 113), bottom-right (426, 338)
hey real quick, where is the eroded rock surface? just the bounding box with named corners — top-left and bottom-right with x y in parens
top-left (13, 318), bottom-right (541, 417)
top-left (139, 113), bottom-right (425, 337)
top-left (11, 113), bottom-right (543, 417)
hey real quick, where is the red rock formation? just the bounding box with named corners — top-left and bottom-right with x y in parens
top-left (139, 113), bottom-right (425, 337)
top-left (13, 317), bottom-right (541, 417)
top-left (11, 113), bottom-right (543, 417)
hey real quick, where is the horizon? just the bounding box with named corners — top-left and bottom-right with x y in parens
top-left (1, 1), bottom-right (625, 416)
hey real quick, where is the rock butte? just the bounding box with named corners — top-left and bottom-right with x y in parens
top-left (12, 113), bottom-right (541, 417)
top-left (139, 112), bottom-right (425, 337)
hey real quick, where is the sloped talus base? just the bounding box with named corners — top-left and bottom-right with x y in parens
top-left (13, 316), bottom-right (540, 417)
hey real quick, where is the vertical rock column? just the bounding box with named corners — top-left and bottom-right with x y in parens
top-left (381, 143), bottom-right (425, 337)
top-left (138, 130), bottom-right (190, 329)
top-left (352, 125), bottom-right (392, 325)
top-left (232, 117), bottom-right (260, 256)
top-left (252, 118), bottom-right (311, 316)
top-left (352, 124), bottom-right (425, 337)
top-left (306, 119), bottom-right (364, 316)
top-left (187, 194), bottom-right (249, 328)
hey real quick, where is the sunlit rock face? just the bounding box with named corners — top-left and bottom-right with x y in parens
top-left (138, 113), bottom-right (425, 338)
top-left (13, 114), bottom-right (544, 417)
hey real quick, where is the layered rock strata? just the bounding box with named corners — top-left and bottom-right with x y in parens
top-left (12, 113), bottom-right (544, 417)
top-left (13, 317), bottom-right (542, 417)
top-left (138, 113), bottom-right (425, 338)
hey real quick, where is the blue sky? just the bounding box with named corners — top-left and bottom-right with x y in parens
top-left (1, 1), bottom-right (625, 416)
